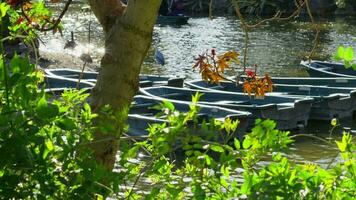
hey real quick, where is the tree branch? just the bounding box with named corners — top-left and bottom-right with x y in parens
top-left (21, 0), bottom-right (73, 32)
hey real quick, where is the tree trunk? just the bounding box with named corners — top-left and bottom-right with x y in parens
top-left (87, 0), bottom-right (162, 170)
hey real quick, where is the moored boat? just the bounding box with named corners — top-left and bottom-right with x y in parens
top-left (156, 15), bottom-right (189, 25)
top-left (44, 68), bottom-right (184, 88)
top-left (186, 80), bottom-right (356, 120)
top-left (301, 60), bottom-right (356, 78)
top-left (139, 86), bottom-right (313, 130)
top-left (43, 75), bottom-right (94, 94)
top-left (127, 95), bottom-right (251, 140)
top-left (237, 76), bottom-right (356, 88)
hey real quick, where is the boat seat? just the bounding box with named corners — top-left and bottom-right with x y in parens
top-left (209, 85), bottom-right (225, 90)
top-left (318, 67), bottom-right (333, 72)
top-left (139, 80), bottom-right (153, 87)
top-left (168, 78), bottom-right (184, 87)
top-left (213, 100), bottom-right (248, 105)
top-left (277, 102), bottom-right (294, 108)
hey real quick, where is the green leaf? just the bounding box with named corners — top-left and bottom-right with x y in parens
top-left (344, 47), bottom-right (354, 61)
top-left (331, 118), bottom-right (337, 127)
top-left (337, 46), bottom-right (345, 58)
top-left (204, 154), bottom-right (212, 166)
top-left (352, 64), bottom-right (356, 71)
top-left (243, 137), bottom-right (252, 149)
top-left (57, 117), bottom-right (76, 131)
top-left (36, 95), bottom-right (48, 116)
top-left (162, 100), bottom-right (175, 111)
top-left (210, 145), bottom-right (224, 153)
top-left (45, 139), bottom-right (54, 151)
top-left (336, 141), bottom-right (346, 152)
top-left (0, 3), bottom-right (10, 18)
top-left (234, 138), bottom-right (241, 149)
top-left (272, 152), bottom-right (282, 161)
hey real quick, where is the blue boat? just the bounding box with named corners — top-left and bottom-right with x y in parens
top-left (301, 60), bottom-right (356, 78)
top-left (239, 76), bottom-right (356, 88)
top-left (186, 80), bottom-right (356, 120)
top-left (139, 86), bottom-right (313, 130)
top-left (156, 15), bottom-right (189, 25)
top-left (43, 75), bottom-right (94, 94)
top-left (44, 68), bottom-right (184, 88)
top-left (127, 95), bottom-right (251, 140)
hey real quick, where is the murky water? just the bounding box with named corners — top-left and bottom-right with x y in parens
top-left (39, 3), bottom-right (356, 165)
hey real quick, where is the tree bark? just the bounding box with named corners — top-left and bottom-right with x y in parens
top-left (87, 0), bottom-right (162, 170)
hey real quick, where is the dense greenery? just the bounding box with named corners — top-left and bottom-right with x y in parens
top-left (0, 1), bottom-right (355, 199)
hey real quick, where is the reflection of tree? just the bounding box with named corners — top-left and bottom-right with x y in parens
top-left (182, 0), bottom-right (209, 12)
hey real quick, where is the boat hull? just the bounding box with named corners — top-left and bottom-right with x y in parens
top-left (156, 15), bottom-right (189, 25)
top-left (140, 86), bottom-right (313, 131)
top-left (128, 95), bottom-right (251, 140)
top-left (301, 60), bottom-right (356, 78)
top-left (44, 68), bottom-right (184, 88)
top-left (186, 80), bottom-right (356, 121)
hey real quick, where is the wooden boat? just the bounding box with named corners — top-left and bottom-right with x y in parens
top-left (139, 86), bottom-right (313, 130)
top-left (127, 95), bottom-right (251, 140)
top-left (44, 68), bottom-right (184, 88)
top-left (43, 75), bottom-right (94, 94)
top-left (156, 15), bottom-right (189, 25)
top-left (237, 76), bottom-right (356, 88)
top-left (186, 80), bottom-right (356, 120)
top-left (301, 60), bottom-right (356, 78)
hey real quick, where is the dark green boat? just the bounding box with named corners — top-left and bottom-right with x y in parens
top-left (301, 60), bottom-right (356, 78)
top-left (128, 95), bottom-right (251, 140)
top-left (186, 80), bottom-right (356, 121)
top-left (140, 86), bottom-right (313, 131)
top-left (238, 76), bottom-right (356, 88)
top-left (43, 75), bottom-right (94, 94)
top-left (156, 15), bottom-right (189, 25)
top-left (44, 68), bottom-right (184, 88)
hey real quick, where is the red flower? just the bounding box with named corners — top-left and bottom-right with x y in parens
top-left (211, 48), bottom-right (216, 56)
top-left (246, 69), bottom-right (255, 77)
top-left (16, 16), bottom-right (24, 24)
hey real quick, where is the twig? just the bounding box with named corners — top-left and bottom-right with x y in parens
top-left (209, 0), bottom-right (213, 20)
top-left (21, 0), bottom-right (73, 32)
top-left (76, 62), bottom-right (87, 89)
top-left (232, 0), bottom-right (307, 70)
top-left (305, 0), bottom-right (320, 61)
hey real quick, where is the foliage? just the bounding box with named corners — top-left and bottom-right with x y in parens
top-left (334, 46), bottom-right (356, 70)
top-left (0, 3), bottom-right (121, 198)
top-left (118, 97), bottom-right (356, 199)
top-left (242, 69), bottom-right (273, 97)
top-left (3, 0), bottom-right (63, 43)
top-left (193, 49), bottom-right (240, 83)
top-left (335, 0), bottom-right (356, 9)
top-left (193, 49), bottom-right (273, 97)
